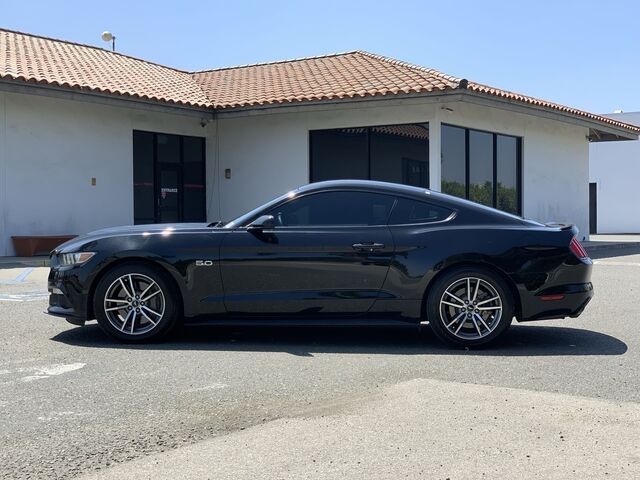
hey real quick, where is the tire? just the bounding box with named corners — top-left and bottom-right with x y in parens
top-left (425, 266), bottom-right (514, 348)
top-left (93, 262), bottom-right (180, 343)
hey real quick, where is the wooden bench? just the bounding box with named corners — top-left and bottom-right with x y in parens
top-left (11, 235), bottom-right (77, 257)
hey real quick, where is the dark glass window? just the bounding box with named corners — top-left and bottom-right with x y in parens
top-left (133, 131), bottom-right (155, 224)
top-left (133, 131), bottom-right (206, 224)
top-left (389, 198), bottom-right (453, 225)
top-left (310, 123), bottom-right (429, 187)
top-left (468, 130), bottom-right (494, 207)
top-left (267, 191), bottom-right (395, 227)
top-left (156, 134), bottom-right (180, 163)
top-left (310, 129), bottom-right (368, 181)
top-left (441, 124), bottom-right (521, 215)
top-left (496, 135), bottom-right (519, 214)
top-left (441, 125), bottom-right (466, 199)
top-left (182, 136), bottom-right (206, 222)
top-left (370, 125), bottom-right (429, 187)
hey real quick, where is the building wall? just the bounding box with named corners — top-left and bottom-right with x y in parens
top-left (589, 112), bottom-right (640, 234)
top-left (0, 91), bottom-right (216, 255)
top-left (217, 99), bottom-right (591, 239)
top-left (0, 90), bottom-right (593, 256)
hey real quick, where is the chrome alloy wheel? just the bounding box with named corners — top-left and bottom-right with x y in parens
top-left (439, 277), bottom-right (503, 340)
top-left (103, 273), bottom-right (165, 335)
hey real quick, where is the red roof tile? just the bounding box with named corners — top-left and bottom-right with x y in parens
top-left (0, 29), bottom-right (210, 107)
top-left (0, 28), bottom-right (638, 135)
top-left (191, 51), bottom-right (460, 109)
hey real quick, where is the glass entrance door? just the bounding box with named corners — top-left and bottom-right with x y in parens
top-left (158, 165), bottom-right (181, 223)
top-left (133, 131), bottom-right (206, 224)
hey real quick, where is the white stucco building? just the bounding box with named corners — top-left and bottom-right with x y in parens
top-left (589, 111), bottom-right (640, 233)
top-left (1, 28), bottom-right (638, 255)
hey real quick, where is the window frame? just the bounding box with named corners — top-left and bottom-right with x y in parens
top-left (441, 123), bottom-right (522, 215)
top-left (308, 122), bottom-right (430, 186)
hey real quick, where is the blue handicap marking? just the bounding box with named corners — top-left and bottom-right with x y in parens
top-left (0, 267), bottom-right (35, 285)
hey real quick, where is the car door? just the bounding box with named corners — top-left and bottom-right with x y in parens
top-left (219, 190), bottom-right (396, 317)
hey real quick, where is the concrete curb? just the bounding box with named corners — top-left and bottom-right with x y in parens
top-left (0, 256), bottom-right (50, 269)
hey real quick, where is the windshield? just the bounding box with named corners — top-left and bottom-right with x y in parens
top-left (222, 189), bottom-right (298, 229)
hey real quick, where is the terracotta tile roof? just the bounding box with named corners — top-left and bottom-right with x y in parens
top-left (0, 28), bottom-right (638, 135)
top-left (193, 51), bottom-right (640, 134)
top-left (0, 29), bottom-right (210, 107)
top-left (191, 51), bottom-right (460, 109)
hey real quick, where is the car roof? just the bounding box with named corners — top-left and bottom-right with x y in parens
top-left (298, 179), bottom-right (431, 196)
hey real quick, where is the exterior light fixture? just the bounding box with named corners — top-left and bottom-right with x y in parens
top-left (101, 31), bottom-right (117, 52)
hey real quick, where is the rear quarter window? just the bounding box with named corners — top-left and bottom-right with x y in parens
top-left (389, 198), bottom-right (453, 225)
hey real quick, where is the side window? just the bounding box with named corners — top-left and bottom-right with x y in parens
top-left (268, 191), bottom-right (395, 227)
top-left (388, 198), bottom-right (453, 225)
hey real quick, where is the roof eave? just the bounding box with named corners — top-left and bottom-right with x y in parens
top-left (0, 78), bottom-right (215, 118)
top-left (459, 90), bottom-right (639, 141)
top-left (212, 89), bottom-right (463, 116)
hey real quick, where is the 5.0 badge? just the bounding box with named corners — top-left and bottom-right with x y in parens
top-left (195, 260), bottom-right (214, 267)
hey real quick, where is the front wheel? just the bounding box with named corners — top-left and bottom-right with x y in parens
top-left (93, 263), bottom-right (179, 342)
top-left (426, 267), bottom-right (514, 347)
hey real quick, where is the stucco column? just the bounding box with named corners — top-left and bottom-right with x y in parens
top-left (429, 119), bottom-right (441, 191)
top-left (0, 93), bottom-right (6, 255)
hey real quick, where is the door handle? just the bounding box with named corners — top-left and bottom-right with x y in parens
top-left (352, 242), bottom-right (385, 252)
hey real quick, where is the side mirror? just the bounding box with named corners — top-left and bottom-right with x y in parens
top-left (247, 215), bottom-right (276, 232)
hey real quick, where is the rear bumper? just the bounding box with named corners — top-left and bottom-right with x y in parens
top-left (520, 282), bottom-right (594, 321)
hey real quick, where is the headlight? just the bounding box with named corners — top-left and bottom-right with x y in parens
top-left (59, 252), bottom-right (96, 266)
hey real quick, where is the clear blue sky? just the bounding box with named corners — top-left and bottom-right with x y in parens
top-left (3, 0), bottom-right (639, 113)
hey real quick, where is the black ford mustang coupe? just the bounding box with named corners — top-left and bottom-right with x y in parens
top-left (47, 180), bottom-right (593, 347)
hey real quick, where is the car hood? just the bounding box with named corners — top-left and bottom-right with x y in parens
top-left (53, 223), bottom-right (210, 253)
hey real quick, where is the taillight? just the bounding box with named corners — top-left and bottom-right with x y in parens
top-left (569, 236), bottom-right (588, 260)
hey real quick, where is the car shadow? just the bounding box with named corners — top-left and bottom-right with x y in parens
top-left (51, 323), bottom-right (628, 357)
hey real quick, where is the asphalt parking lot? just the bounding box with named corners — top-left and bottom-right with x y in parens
top-left (1, 250), bottom-right (639, 479)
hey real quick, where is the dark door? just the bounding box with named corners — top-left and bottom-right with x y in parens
top-left (133, 131), bottom-right (206, 225)
top-left (219, 191), bottom-right (396, 317)
top-left (157, 164), bottom-right (182, 223)
top-left (589, 182), bottom-right (597, 234)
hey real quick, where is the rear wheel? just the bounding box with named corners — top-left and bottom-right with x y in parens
top-left (93, 263), bottom-right (179, 342)
top-left (426, 267), bottom-right (514, 347)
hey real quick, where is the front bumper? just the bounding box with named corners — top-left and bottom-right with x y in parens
top-left (520, 282), bottom-right (594, 321)
top-left (47, 259), bottom-right (92, 321)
